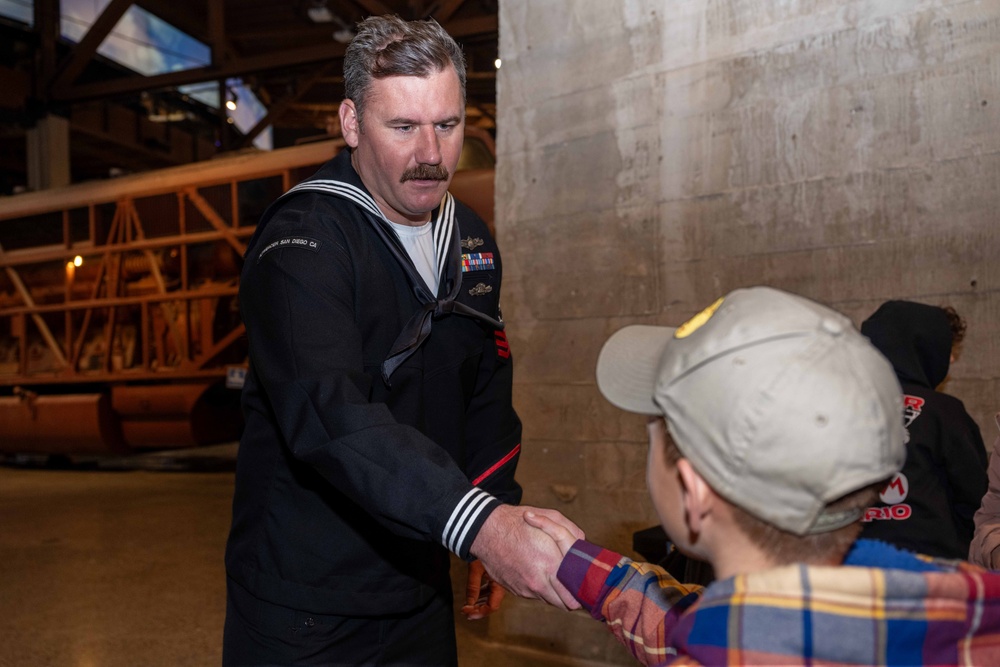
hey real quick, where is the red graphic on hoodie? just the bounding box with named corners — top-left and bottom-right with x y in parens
top-left (903, 395), bottom-right (925, 427)
top-left (862, 472), bottom-right (912, 523)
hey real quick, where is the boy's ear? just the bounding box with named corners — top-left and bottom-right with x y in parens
top-left (677, 459), bottom-right (715, 535)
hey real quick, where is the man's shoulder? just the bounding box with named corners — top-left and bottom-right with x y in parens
top-left (263, 187), bottom-right (373, 240)
top-left (243, 190), bottom-right (376, 272)
top-left (452, 197), bottom-right (492, 237)
top-left (266, 150), bottom-right (370, 225)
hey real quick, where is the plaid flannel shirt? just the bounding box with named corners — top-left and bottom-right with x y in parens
top-left (558, 538), bottom-right (1000, 665)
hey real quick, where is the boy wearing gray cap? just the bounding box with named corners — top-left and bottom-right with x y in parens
top-left (527, 286), bottom-right (1000, 666)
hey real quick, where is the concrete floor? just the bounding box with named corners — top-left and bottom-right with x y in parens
top-left (0, 451), bottom-right (235, 666)
top-left (0, 447), bottom-right (617, 667)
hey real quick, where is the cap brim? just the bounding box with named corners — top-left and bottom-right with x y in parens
top-left (596, 325), bottom-right (676, 415)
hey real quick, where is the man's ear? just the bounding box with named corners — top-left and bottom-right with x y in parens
top-left (677, 459), bottom-right (715, 536)
top-left (340, 99), bottom-right (360, 148)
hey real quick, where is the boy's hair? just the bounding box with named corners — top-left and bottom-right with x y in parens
top-left (942, 305), bottom-right (966, 345)
top-left (728, 485), bottom-right (881, 564)
top-left (942, 305), bottom-right (966, 365)
top-left (661, 433), bottom-right (880, 563)
top-left (343, 15), bottom-right (467, 126)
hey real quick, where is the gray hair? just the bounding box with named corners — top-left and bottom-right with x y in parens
top-left (343, 15), bottom-right (467, 124)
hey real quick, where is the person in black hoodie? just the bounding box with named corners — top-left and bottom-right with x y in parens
top-left (860, 300), bottom-right (988, 559)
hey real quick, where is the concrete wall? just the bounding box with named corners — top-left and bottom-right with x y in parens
top-left (466, 0), bottom-right (1000, 663)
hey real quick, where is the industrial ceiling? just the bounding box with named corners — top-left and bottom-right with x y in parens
top-left (0, 0), bottom-right (499, 192)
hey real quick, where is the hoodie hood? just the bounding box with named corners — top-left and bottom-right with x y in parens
top-left (860, 300), bottom-right (951, 389)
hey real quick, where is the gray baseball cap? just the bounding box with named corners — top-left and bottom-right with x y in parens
top-left (596, 286), bottom-right (905, 535)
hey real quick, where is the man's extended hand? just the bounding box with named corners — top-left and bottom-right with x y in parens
top-left (470, 504), bottom-right (585, 610)
top-left (461, 559), bottom-right (505, 620)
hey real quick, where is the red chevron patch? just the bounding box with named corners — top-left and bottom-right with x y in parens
top-left (494, 330), bottom-right (510, 359)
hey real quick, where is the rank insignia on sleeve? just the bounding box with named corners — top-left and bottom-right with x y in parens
top-left (461, 236), bottom-right (485, 250)
top-left (469, 283), bottom-right (493, 296)
top-left (461, 252), bottom-right (495, 272)
top-left (494, 331), bottom-right (510, 359)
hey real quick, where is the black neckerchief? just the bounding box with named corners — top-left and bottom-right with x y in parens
top-left (275, 161), bottom-right (504, 385)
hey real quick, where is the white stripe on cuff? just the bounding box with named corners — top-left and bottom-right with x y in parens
top-left (442, 487), bottom-right (495, 554)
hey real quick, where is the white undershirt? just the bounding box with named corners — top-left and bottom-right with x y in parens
top-left (386, 220), bottom-right (438, 294)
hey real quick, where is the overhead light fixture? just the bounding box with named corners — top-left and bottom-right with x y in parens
top-left (148, 110), bottom-right (188, 122)
top-left (225, 88), bottom-right (239, 111)
top-left (307, 0), bottom-right (334, 23)
top-left (494, 58), bottom-right (502, 69)
top-left (307, 0), bottom-right (354, 42)
top-left (333, 27), bottom-right (354, 44)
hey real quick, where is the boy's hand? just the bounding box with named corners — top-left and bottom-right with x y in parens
top-left (523, 510), bottom-right (579, 558)
top-left (470, 504), bottom-right (585, 610)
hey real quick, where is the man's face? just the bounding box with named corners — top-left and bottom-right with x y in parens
top-left (341, 66), bottom-right (465, 225)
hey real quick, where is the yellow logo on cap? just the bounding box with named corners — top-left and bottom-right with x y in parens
top-left (674, 297), bottom-right (724, 339)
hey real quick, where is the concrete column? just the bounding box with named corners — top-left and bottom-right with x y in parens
top-left (27, 114), bottom-right (71, 191)
top-left (483, 1), bottom-right (1000, 664)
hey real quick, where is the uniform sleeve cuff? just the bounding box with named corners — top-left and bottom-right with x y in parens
top-left (442, 487), bottom-right (500, 560)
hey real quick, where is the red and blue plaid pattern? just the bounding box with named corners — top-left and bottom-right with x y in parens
top-left (558, 539), bottom-right (1000, 665)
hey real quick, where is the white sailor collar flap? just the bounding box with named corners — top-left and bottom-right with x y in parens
top-left (273, 174), bottom-right (503, 385)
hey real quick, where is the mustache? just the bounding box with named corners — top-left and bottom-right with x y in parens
top-left (400, 164), bottom-right (450, 182)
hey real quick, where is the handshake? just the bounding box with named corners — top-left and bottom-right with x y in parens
top-left (462, 503), bottom-right (586, 619)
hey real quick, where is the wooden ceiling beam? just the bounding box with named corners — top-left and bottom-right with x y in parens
top-left (50, 42), bottom-right (350, 103)
top-left (237, 62), bottom-right (336, 148)
top-left (50, 0), bottom-right (134, 92)
top-left (349, 0), bottom-right (395, 19)
top-left (442, 14), bottom-right (497, 38)
top-left (34, 0), bottom-right (61, 88)
top-left (207, 1), bottom-right (230, 63)
top-left (133, 0), bottom-right (206, 42)
top-left (219, 24), bottom-right (349, 42)
top-left (430, 0), bottom-right (465, 24)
